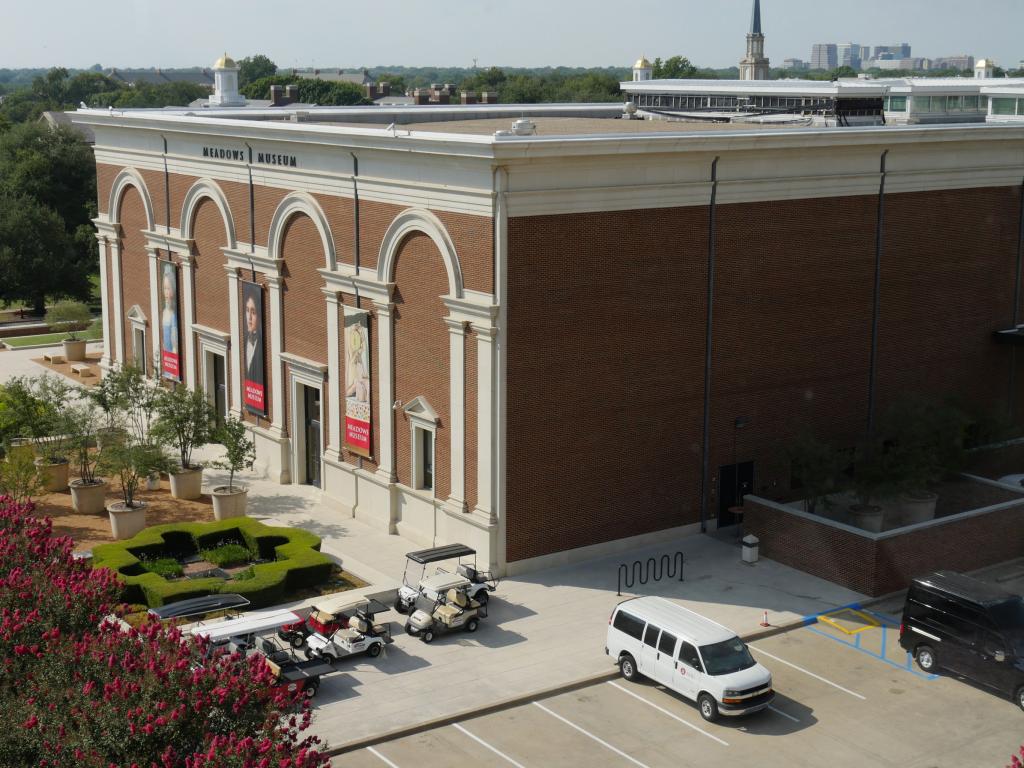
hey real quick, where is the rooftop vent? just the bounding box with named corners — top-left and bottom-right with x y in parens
top-left (511, 118), bottom-right (536, 136)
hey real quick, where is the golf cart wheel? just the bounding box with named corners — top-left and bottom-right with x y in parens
top-left (290, 634), bottom-right (306, 649)
top-left (302, 646), bottom-right (314, 661)
top-left (394, 602), bottom-right (407, 615)
top-left (1016, 686), bottom-right (1024, 712)
top-left (404, 622), bottom-right (414, 635)
top-left (915, 645), bottom-right (937, 673)
top-left (305, 681), bottom-right (320, 698)
top-left (698, 693), bottom-right (719, 722)
top-left (367, 643), bottom-right (382, 658)
top-left (466, 618), bottom-right (479, 633)
top-left (422, 630), bottom-right (434, 644)
top-left (619, 654), bottom-right (639, 682)
top-left (475, 591), bottom-right (489, 606)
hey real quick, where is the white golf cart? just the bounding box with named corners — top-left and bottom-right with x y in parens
top-left (405, 586), bottom-right (487, 643)
top-left (187, 608), bottom-right (302, 655)
top-left (394, 543), bottom-right (498, 614)
top-left (303, 597), bottom-right (393, 663)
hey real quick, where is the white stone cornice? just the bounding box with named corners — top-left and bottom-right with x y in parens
top-left (318, 268), bottom-right (394, 304)
top-left (93, 219), bottom-right (121, 239)
top-left (442, 294), bottom-right (498, 327)
top-left (224, 246), bottom-right (280, 277)
top-left (144, 229), bottom-right (193, 257)
top-left (279, 352), bottom-right (328, 377)
top-left (192, 323), bottom-right (231, 344)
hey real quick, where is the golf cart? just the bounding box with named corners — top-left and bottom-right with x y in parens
top-left (188, 608), bottom-right (302, 655)
top-left (405, 586), bottom-right (487, 643)
top-left (148, 593), bottom-right (250, 622)
top-left (279, 595), bottom-right (389, 649)
top-left (304, 599), bottom-right (394, 662)
top-left (395, 543), bottom-right (498, 614)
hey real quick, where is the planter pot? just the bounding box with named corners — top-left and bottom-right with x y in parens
top-left (7, 437), bottom-right (35, 462)
top-left (34, 458), bottom-right (70, 492)
top-left (108, 501), bottom-right (147, 540)
top-left (169, 466), bottom-right (203, 500)
top-left (95, 427), bottom-right (127, 452)
top-left (896, 491), bottom-right (938, 527)
top-left (62, 338), bottom-right (87, 362)
top-left (70, 478), bottom-right (108, 514)
top-left (145, 473), bottom-right (161, 491)
top-left (849, 504), bottom-right (884, 533)
top-left (211, 486), bottom-right (248, 520)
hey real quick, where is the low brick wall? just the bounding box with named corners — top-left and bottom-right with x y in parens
top-left (744, 486), bottom-right (1024, 596)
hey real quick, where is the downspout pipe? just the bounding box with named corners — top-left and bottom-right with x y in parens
top-left (699, 156), bottom-right (720, 534)
top-left (161, 136), bottom-right (170, 234)
top-left (245, 143), bottom-right (256, 258)
top-left (350, 152), bottom-right (361, 275)
top-left (867, 149), bottom-right (888, 438)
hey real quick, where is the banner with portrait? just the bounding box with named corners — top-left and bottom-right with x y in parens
top-left (343, 309), bottom-right (372, 457)
top-left (158, 260), bottom-right (180, 381)
top-left (241, 281), bottom-right (266, 415)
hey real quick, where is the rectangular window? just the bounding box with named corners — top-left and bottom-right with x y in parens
top-left (888, 95), bottom-right (907, 111)
top-left (930, 96), bottom-right (947, 112)
top-left (643, 624), bottom-right (661, 648)
top-left (133, 328), bottom-right (147, 375)
top-left (993, 98), bottom-right (1016, 115)
top-left (678, 641), bottom-right (703, 672)
top-left (963, 95), bottom-right (979, 110)
top-left (913, 96), bottom-right (929, 112)
top-left (421, 428), bottom-right (433, 491)
top-left (613, 611), bottom-right (645, 641)
top-left (658, 631), bottom-right (677, 656)
top-left (947, 96), bottom-right (962, 112)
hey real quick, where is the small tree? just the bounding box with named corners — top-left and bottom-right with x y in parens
top-left (0, 450), bottom-right (43, 504)
top-left (105, 365), bottom-right (158, 441)
top-left (151, 385), bottom-right (214, 470)
top-left (22, 375), bottom-right (74, 463)
top-left (786, 429), bottom-right (844, 514)
top-left (97, 439), bottom-right (168, 508)
top-left (879, 395), bottom-right (970, 492)
top-left (44, 299), bottom-right (92, 340)
top-left (66, 399), bottom-right (101, 484)
top-left (851, 436), bottom-right (902, 509)
top-left (213, 415), bottom-right (255, 492)
top-left (0, 377), bottom-right (43, 450)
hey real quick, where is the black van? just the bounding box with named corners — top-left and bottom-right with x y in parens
top-left (899, 570), bottom-right (1024, 711)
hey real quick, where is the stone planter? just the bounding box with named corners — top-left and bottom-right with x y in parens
top-left (145, 473), bottom-right (161, 491)
top-left (95, 427), bottom-right (127, 452)
top-left (169, 466), bottom-right (203, 500)
top-left (62, 338), bottom-right (87, 362)
top-left (895, 491), bottom-right (938, 528)
top-left (108, 501), bottom-right (147, 540)
top-left (34, 458), bottom-right (70, 492)
top-left (850, 504), bottom-right (884, 533)
top-left (211, 486), bottom-right (248, 520)
top-left (70, 478), bottom-right (108, 514)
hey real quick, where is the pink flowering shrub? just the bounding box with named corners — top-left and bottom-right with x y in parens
top-left (0, 497), bottom-right (330, 767)
top-left (1009, 744), bottom-right (1024, 768)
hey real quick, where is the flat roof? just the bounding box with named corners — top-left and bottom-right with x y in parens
top-left (621, 78), bottom-right (887, 97)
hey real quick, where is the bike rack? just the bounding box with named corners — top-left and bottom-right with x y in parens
top-left (617, 551), bottom-right (684, 596)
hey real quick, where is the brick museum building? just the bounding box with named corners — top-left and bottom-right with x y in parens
top-left (73, 58), bottom-right (1024, 576)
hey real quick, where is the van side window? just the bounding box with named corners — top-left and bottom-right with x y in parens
top-left (612, 611), bottom-right (645, 641)
top-left (658, 631), bottom-right (677, 656)
top-left (679, 641), bottom-right (703, 672)
top-left (643, 624), bottom-right (661, 648)
top-left (983, 632), bottom-right (1006, 657)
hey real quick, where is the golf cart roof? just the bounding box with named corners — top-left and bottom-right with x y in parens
top-left (420, 572), bottom-right (472, 591)
top-left (312, 594), bottom-right (390, 618)
top-left (188, 609), bottom-right (301, 643)
top-left (405, 543), bottom-right (476, 565)
top-left (148, 593), bottom-right (251, 621)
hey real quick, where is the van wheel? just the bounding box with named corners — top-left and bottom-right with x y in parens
top-left (367, 643), bottom-right (382, 658)
top-left (466, 618), bottom-right (479, 633)
top-left (698, 693), bottom-right (719, 723)
top-left (915, 645), bottom-right (937, 673)
top-left (619, 654), bottom-right (639, 682)
top-left (1016, 686), bottom-right (1024, 712)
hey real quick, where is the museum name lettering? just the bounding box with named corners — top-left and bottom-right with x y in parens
top-left (201, 147), bottom-right (298, 168)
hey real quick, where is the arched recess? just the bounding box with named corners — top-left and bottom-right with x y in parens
top-left (180, 178), bottom-right (237, 249)
top-left (267, 192), bottom-right (336, 269)
top-left (378, 208), bottom-right (464, 298)
top-left (108, 167), bottom-right (155, 229)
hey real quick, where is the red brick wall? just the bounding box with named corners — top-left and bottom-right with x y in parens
top-left (192, 197), bottom-right (231, 332)
top-left (744, 497), bottom-right (1024, 596)
top-left (116, 186), bottom-right (152, 369)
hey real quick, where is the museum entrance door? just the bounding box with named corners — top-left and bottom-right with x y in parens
top-left (717, 461), bottom-right (754, 530)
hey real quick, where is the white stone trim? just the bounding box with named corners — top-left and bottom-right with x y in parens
top-left (494, 166), bottom-right (509, 573)
top-left (378, 209), bottom-right (465, 298)
top-left (267, 191), bottom-right (337, 270)
top-left (445, 317), bottom-right (467, 512)
top-left (126, 304), bottom-right (148, 374)
top-left (324, 290), bottom-right (342, 458)
top-left (110, 240), bottom-right (125, 365)
top-left (266, 274), bottom-right (286, 437)
top-left (180, 254), bottom-right (197, 389)
top-left (107, 167), bottom-right (155, 229)
top-left (196, 329), bottom-right (229, 419)
top-left (442, 294), bottom-right (498, 326)
top-left (95, 235), bottom-right (112, 370)
top-left (404, 396), bottom-right (439, 494)
top-left (319, 267), bottom-right (394, 304)
top-left (374, 301), bottom-right (396, 481)
top-left (224, 245), bottom-right (280, 277)
top-left (180, 178), bottom-right (238, 249)
top-left (147, 249), bottom-right (160, 375)
top-left (284, 354), bottom-right (327, 486)
top-left (143, 229), bottom-right (192, 257)
top-left (225, 267), bottom-right (242, 416)
top-left (472, 325), bottom-right (497, 524)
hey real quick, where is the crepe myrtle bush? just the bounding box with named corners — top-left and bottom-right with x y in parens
top-left (0, 496), bottom-right (330, 767)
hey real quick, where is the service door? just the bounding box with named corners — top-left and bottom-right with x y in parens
top-left (674, 641), bottom-right (703, 700)
top-left (212, 354), bottom-right (227, 428)
top-left (303, 386), bottom-right (322, 488)
top-left (718, 461), bottom-right (754, 528)
top-left (652, 630), bottom-right (679, 687)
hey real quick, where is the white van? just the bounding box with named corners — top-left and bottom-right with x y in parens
top-left (606, 596), bottom-right (774, 722)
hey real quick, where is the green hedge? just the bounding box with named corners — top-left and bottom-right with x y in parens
top-left (91, 517), bottom-right (332, 608)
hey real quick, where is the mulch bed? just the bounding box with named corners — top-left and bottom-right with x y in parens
top-left (31, 351), bottom-right (104, 387)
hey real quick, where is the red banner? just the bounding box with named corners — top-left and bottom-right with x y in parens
top-left (161, 350), bottom-right (179, 380)
top-left (244, 380), bottom-right (265, 412)
top-left (345, 416), bottom-right (371, 453)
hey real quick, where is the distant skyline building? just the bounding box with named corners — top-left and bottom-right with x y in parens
top-left (837, 42), bottom-right (862, 69)
top-left (811, 43), bottom-right (838, 69)
top-left (781, 58), bottom-right (808, 70)
top-left (932, 54), bottom-right (976, 70)
top-left (739, 0), bottom-right (770, 80)
top-left (874, 43), bottom-right (912, 59)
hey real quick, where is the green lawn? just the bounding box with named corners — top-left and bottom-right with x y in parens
top-left (2, 318), bottom-right (103, 348)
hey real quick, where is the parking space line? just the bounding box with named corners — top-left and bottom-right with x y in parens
top-left (767, 705), bottom-right (799, 723)
top-left (367, 746), bottom-right (401, 768)
top-left (749, 646), bottom-right (866, 700)
top-left (533, 701), bottom-right (652, 768)
top-left (607, 682), bottom-right (729, 746)
top-left (452, 723), bottom-right (527, 768)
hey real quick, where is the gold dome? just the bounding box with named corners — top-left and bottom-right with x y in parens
top-left (634, 56), bottom-right (652, 70)
top-left (214, 52), bottom-right (237, 69)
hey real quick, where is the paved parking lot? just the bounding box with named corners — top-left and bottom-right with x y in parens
top-left (332, 609), bottom-right (1023, 768)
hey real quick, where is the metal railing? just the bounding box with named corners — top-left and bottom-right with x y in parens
top-left (617, 551), bottom-right (685, 596)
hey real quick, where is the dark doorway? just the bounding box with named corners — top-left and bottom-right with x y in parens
top-left (303, 385), bottom-right (322, 488)
top-left (717, 461), bottom-right (754, 529)
top-left (212, 354), bottom-right (227, 428)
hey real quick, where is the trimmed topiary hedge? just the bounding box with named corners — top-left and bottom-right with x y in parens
top-left (91, 518), bottom-right (333, 608)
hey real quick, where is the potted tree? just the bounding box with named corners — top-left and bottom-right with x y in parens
top-left (45, 300), bottom-right (93, 362)
top-left (84, 372), bottom-right (127, 451)
top-left (151, 385), bottom-right (214, 500)
top-left (67, 400), bottom-right (107, 514)
top-left (0, 378), bottom-right (42, 462)
top-left (97, 438), bottom-right (168, 540)
top-left (849, 437), bottom-right (901, 533)
top-left (210, 415), bottom-right (255, 520)
top-left (26, 376), bottom-right (74, 493)
top-left (786, 428), bottom-right (843, 515)
top-left (0, 450), bottom-right (43, 505)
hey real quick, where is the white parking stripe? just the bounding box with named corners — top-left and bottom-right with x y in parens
top-left (452, 723), bottom-right (527, 768)
top-left (607, 682), bottom-right (730, 746)
top-left (367, 746), bottom-right (401, 768)
top-left (750, 646), bottom-right (866, 700)
top-left (533, 701), bottom-right (652, 768)
top-left (768, 705), bottom-right (799, 723)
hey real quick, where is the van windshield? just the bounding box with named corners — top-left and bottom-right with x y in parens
top-left (699, 637), bottom-right (756, 676)
top-left (989, 597), bottom-right (1024, 631)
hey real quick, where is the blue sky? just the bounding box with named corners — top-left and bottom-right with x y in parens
top-left (7, 0), bottom-right (1023, 70)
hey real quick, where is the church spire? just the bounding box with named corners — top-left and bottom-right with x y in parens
top-left (750, 0), bottom-right (762, 35)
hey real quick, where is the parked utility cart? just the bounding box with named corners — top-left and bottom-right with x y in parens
top-left (279, 596), bottom-right (390, 648)
top-left (395, 543), bottom-right (498, 614)
top-left (305, 608), bottom-right (394, 662)
top-left (188, 608), bottom-right (302, 654)
top-left (406, 586), bottom-right (487, 643)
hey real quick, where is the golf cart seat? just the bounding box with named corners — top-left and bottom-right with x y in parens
top-left (435, 588), bottom-right (466, 623)
top-left (456, 563), bottom-right (478, 581)
top-left (350, 617), bottom-right (369, 636)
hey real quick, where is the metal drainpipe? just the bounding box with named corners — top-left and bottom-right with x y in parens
top-left (1008, 176), bottom-right (1024, 421)
top-left (699, 156), bottom-right (720, 534)
top-left (350, 151), bottom-right (362, 471)
top-left (245, 144), bottom-right (256, 257)
top-left (867, 149), bottom-right (889, 438)
top-left (161, 136), bottom-right (170, 234)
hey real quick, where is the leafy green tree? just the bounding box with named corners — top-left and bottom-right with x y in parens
top-left (240, 75), bottom-right (370, 105)
top-left (238, 54), bottom-right (278, 87)
top-left (375, 72), bottom-right (408, 94)
top-left (653, 56), bottom-right (699, 79)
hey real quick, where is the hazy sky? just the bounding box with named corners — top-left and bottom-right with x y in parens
top-left (6, 0), bottom-right (1023, 71)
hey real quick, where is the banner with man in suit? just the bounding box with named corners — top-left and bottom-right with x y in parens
top-left (242, 281), bottom-right (266, 415)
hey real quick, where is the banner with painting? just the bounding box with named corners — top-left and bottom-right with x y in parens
top-left (159, 260), bottom-right (180, 381)
top-left (242, 281), bottom-right (266, 415)
top-left (344, 310), bottom-right (371, 456)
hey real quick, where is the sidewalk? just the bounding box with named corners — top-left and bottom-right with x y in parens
top-left (194, 453), bottom-right (866, 750)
